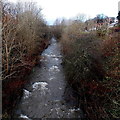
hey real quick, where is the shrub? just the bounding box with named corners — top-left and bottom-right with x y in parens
top-left (61, 20), bottom-right (120, 119)
top-left (100, 33), bottom-right (120, 119)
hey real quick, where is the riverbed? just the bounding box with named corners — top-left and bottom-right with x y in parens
top-left (14, 38), bottom-right (83, 119)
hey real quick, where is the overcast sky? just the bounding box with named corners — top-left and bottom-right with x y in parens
top-left (8, 0), bottom-right (120, 25)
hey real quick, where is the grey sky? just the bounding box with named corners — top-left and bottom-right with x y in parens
top-left (8, 0), bottom-right (120, 25)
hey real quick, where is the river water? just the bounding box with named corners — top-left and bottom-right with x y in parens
top-left (14, 38), bottom-right (83, 119)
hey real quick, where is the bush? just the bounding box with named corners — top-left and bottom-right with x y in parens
top-left (61, 20), bottom-right (120, 119)
top-left (100, 33), bottom-right (120, 119)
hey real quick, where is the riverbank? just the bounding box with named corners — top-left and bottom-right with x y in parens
top-left (2, 1), bottom-right (52, 118)
top-left (2, 39), bottom-right (50, 119)
top-left (60, 31), bottom-right (120, 119)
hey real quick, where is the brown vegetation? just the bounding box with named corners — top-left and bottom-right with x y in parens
top-left (56, 18), bottom-right (120, 119)
top-left (2, 1), bottom-right (51, 118)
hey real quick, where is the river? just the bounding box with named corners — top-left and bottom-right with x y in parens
top-left (14, 38), bottom-right (83, 119)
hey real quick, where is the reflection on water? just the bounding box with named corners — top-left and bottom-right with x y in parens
top-left (14, 38), bottom-right (83, 119)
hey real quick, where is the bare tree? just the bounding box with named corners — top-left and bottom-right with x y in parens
top-left (2, 1), bottom-right (50, 80)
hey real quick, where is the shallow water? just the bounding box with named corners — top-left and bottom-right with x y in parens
top-left (14, 38), bottom-right (83, 119)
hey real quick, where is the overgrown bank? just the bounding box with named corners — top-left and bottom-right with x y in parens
top-left (2, 1), bottom-right (52, 118)
top-left (54, 19), bottom-right (120, 119)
